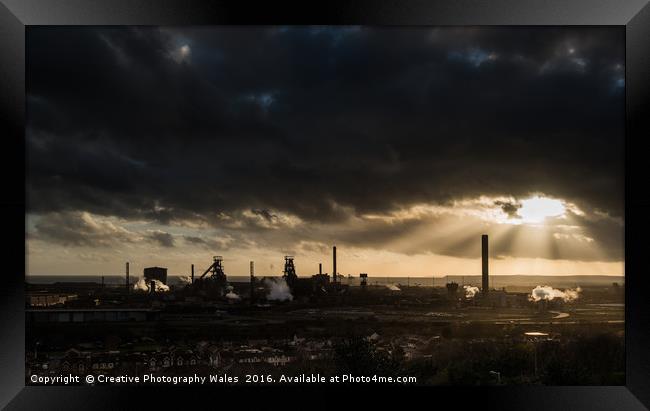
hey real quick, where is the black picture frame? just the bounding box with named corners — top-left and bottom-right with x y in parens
top-left (1, 1), bottom-right (649, 409)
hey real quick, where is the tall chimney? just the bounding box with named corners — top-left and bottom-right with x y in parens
top-left (482, 234), bottom-right (489, 295)
top-left (126, 262), bottom-right (130, 293)
top-left (250, 261), bottom-right (255, 304)
top-left (332, 246), bottom-right (337, 284)
top-left (191, 264), bottom-right (194, 284)
top-left (150, 280), bottom-right (156, 295)
top-left (319, 263), bottom-right (322, 275)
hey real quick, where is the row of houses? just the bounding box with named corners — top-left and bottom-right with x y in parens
top-left (28, 346), bottom-right (217, 377)
top-left (27, 337), bottom-right (339, 379)
top-left (28, 332), bottom-right (450, 380)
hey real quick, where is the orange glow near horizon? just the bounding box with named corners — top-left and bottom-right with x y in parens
top-left (25, 194), bottom-right (623, 278)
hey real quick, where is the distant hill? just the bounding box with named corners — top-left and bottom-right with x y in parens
top-left (442, 275), bottom-right (624, 288)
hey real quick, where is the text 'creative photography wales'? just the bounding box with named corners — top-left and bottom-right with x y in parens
top-left (26, 26), bottom-right (624, 386)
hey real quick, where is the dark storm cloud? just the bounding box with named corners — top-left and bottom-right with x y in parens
top-left (30, 211), bottom-right (138, 247)
top-left (183, 236), bottom-right (208, 245)
top-left (251, 209), bottom-right (278, 223)
top-left (146, 230), bottom-right (175, 248)
top-left (29, 211), bottom-right (180, 249)
top-left (202, 208), bottom-right (623, 262)
top-left (494, 200), bottom-right (522, 219)
top-left (26, 27), bottom-right (624, 259)
top-left (182, 235), bottom-right (233, 250)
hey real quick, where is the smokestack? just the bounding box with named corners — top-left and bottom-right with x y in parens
top-left (126, 262), bottom-right (130, 293)
top-left (319, 263), bottom-right (322, 275)
top-left (150, 280), bottom-right (156, 295)
top-left (101, 275), bottom-right (105, 288)
top-left (250, 261), bottom-right (255, 304)
top-left (482, 234), bottom-right (489, 295)
top-left (191, 264), bottom-right (194, 284)
top-left (332, 246), bottom-right (337, 284)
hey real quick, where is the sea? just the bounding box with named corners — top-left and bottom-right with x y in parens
top-left (26, 274), bottom-right (624, 288)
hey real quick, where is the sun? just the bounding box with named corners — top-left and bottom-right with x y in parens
top-left (180, 45), bottom-right (191, 57)
top-left (517, 196), bottom-right (566, 224)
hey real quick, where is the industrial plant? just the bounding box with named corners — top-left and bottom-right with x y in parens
top-left (25, 235), bottom-right (624, 386)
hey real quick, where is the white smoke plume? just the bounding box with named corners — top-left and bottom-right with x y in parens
top-left (463, 285), bottom-right (480, 298)
top-left (225, 291), bottom-right (240, 300)
top-left (529, 285), bottom-right (582, 302)
top-left (177, 276), bottom-right (192, 285)
top-left (386, 284), bottom-right (401, 291)
top-left (265, 278), bottom-right (293, 301)
top-left (133, 278), bottom-right (170, 293)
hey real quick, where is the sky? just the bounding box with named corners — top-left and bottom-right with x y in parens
top-left (26, 26), bottom-right (625, 278)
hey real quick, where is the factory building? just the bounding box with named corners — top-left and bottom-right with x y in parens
top-left (360, 273), bottom-right (368, 288)
top-left (27, 293), bottom-right (77, 307)
top-left (446, 281), bottom-right (459, 297)
top-left (282, 256), bottom-right (298, 288)
top-left (190, 256), bottom-right (228, 296)
top-left (144, 266), bottom-right (168, 285)
top-left (311, 273), bottom-right (330, 291)
top-left (310, 261), bottom-right (328, 283)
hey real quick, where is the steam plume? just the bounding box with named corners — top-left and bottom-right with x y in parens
top-left (463, 285), bottom-right (480, 298)
top-left (386, 284), bottom-right (401, 291)
top-left (265, 278), bottom-right (293, 301)
top-left (224, 285), bottom-right (240, 300)
top-left (529, 285), bottom-right (582, 302)
top-left (133, 278), bottom-right (170, 293)
top-left (177, 275), bottom-right (192, 285)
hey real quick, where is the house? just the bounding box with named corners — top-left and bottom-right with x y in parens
top-left (206, 345), bottom-right (221, 368)
top-left (234, 349), bottom-right (264, 364)
top-left (264, 351), bottom-right (294, 366)
top-left (170, 348), bottom-right (198, 367)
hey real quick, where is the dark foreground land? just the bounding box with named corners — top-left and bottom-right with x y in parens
top-left (25, 282), bottom-right (624, 386)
